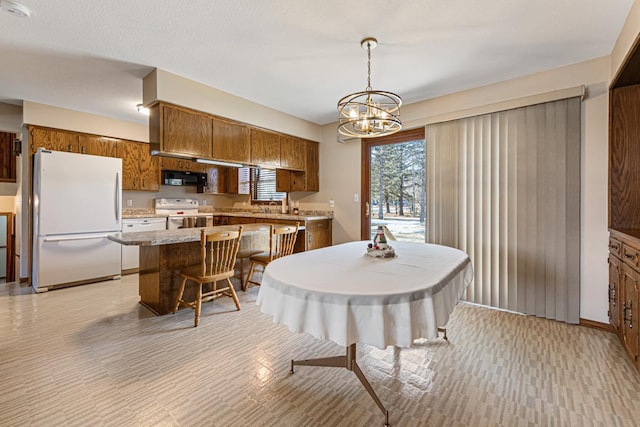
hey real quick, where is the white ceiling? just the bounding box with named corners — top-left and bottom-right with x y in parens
top-left (0, 0), bottom-right (634, 126)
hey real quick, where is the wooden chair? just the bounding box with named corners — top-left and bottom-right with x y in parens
top-left (243, 223), bottom-right (299, 291)
top-left (173, 226), bottom-right (243, 327)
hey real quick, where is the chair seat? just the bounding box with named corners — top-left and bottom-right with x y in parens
top-left (180, 264), bottom-right (235, 282)
top-left (249, 252), bottom-right (272, 265)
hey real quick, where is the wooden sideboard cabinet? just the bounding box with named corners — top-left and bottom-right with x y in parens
top-left (608, 35), bottom-right (640, 373)
top-left (609, 231), bottom-right (640, 370)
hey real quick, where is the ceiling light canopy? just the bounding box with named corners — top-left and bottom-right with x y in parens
top-left (337, 37), bottom-right (402, 139)
top-left (136, 104), bottom-right (150, 115)
top-left (0, 0), bottom-right (31, 18)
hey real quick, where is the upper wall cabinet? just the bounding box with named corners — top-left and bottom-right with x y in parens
top-left (150, 103), bottom-right (213, 159)
top-left (304, 140), bottom-right (320, 192)
top-left (117, 140), bottom-right (160, 192)
top-left (78, 135), bottom-right (118, 157)
top-left (212, 118), bottom-right (250, 164)
top-left (30, 127), bottom-right (79, 154)
top-left (250, 128), bottom-right (281, 167)
top-left (280, 135), bottom-right (305, 171)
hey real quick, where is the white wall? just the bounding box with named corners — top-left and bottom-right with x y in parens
top-left (318, 56), bottom-right (611, 323)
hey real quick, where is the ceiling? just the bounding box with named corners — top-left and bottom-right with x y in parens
top-left (0, 0), bottom-right (634, 126)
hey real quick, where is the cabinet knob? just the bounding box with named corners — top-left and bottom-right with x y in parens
top-left (81, 146), bottom-right (86, 154)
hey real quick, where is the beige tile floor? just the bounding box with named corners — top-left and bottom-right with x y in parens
top-left (1, 275), bottom-right (640, 426)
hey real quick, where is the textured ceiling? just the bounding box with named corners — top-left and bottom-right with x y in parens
top-left (0, 0), bottom-right (634, 126)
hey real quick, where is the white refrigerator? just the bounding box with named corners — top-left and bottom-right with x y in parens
top-left (32, 149), bottom-right (122, 292)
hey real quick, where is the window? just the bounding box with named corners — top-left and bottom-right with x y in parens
top-left (244, 167), bottom-right (286, 202)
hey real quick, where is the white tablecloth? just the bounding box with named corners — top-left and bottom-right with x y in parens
top-left (256, 240), bottom-right (473, 349)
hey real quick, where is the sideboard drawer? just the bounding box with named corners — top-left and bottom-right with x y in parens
top-left (610, 237), bottom-right (622, 258)
top-left (622, 243), bottom-right (640, 268)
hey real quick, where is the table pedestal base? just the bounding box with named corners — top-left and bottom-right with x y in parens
top-left (290, 343), bottom-right (390, 427)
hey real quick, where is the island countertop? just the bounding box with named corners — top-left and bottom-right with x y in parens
top-left (109, 223), bottom-right (274, 246)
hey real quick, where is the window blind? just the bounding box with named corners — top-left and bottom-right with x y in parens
top-left (251, 168), bottom-right (286, 201)
top-left (426, 97), bottom-right (581, 323)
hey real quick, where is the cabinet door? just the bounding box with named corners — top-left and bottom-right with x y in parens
top-left (275, 169), bottom-right (291, 192)
top-left (306, 220), bottom-right (332, 250)
top-left (251, 128), bottom-right (280, 167)
top-left (280, 135), bottom-right (305, 170)
top-left (30, 127), bottom-right (78, 154)
top-left (609, 254), bottom-right (621, 331)
top-left (78, 135), bottom-right (118, 157)
top-left (205, 166), bottom-right (227, 193)
top-left (137, 143), bottom-right (160, 191)
top-left (163, 105), bottom-right (213, 158)
top-left (226, 168), bottom-right (239, 194)
top-left (305, 141), bottom-right (319, 192)
top-left (622, 264), bottom-right (639, 367)
top-left (212, 118), bottom-right (250, 163)
top-left (117, 140), bottom-right (159, 191)
top-left (0, 132), bottom-right (16, 182)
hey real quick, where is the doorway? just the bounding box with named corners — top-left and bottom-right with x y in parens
top-left (361, 128), bottom-right (426, 242)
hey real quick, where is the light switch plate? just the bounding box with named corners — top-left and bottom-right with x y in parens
top-left (353, 194), bottom-right (359, 202)
top-left (126, 199), bottom-right (133, 207)
top-left (329, 199), bottom-right (335, 208)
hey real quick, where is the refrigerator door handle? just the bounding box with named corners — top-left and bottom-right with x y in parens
top-left (44, 234), bottom-right (112, 243)
top-left (115, 172), bottom-right (120, 221)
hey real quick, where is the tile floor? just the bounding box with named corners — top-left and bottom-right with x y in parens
top-left (1, 275), bottom-right (639, 426)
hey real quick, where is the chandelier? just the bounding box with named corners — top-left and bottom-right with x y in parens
top-left (337, 37), bottom-right (402, 138)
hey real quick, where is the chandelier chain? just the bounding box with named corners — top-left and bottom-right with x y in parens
top-left (366, 41), bottom-right (372, 91)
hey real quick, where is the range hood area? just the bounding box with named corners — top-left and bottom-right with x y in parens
top-left (161, 170), bottom-right (207, 193)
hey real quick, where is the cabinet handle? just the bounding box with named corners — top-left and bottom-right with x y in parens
top-left (629, 301), bottom-right (633, 329)
top-left (81, 145), bottom-right (86, 154)
top-left (610, 244), bottom-right (619, 250)
top-left (625, 253), bottom-right (635, 260)
top-left (68, 144), bottom-right (73, 152)
top-left (142, 178), bottom-right (145, 188)
top-left (133, 178), bottom-right (137, 188)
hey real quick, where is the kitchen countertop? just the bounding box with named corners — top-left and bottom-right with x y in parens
top-left (109, 223), bottom-right (273, 246)
top-left (122, 211), bottom-right (333, 221)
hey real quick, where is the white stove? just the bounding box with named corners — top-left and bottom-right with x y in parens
top-left (155, 198), bottom-right (213, 229)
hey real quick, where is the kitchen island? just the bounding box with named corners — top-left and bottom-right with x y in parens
top-left (109, 223), bottom-right (272, 315)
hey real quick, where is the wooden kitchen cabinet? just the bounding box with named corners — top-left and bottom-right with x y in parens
top-left (280, 135), bottom-right (305, 170)
top-left (30, 127), bottom-right (79, 154)
top-left (212, 118), bottom-right (250, 164)
top-left (205, 166), bottom-right (238, 194)
top-left (78, 135), bottom-right (118, 157)
top-left (160, 157), bottom-right (206, 173)
top-left (250, 128), bottom-right (280, 167)
top-left (0, 132), bottom-right (16, 182)
top-left (150, 103), bottom-right (213, 159)
top-left (117, 140), bottom-right (160, 191)
top-left (276, 168), bottom-right (305, 192)
top-left (305, 140), bottom-right (319, 192)
top-left (305, 219), bottom-right (332, 251)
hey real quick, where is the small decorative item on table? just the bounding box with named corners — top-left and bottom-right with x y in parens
top-left (366, 225), bottom-right (396, 258)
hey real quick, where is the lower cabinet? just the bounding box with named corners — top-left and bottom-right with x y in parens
top-left (306, 219), bottom-right (332, 251)
top-left (609, 231), bottom-right (640, 372)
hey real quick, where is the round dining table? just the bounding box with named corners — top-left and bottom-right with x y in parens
top-left (256, 240), bottom-right (473, 426)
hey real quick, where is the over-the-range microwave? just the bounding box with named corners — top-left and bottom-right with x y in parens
top-left (161, 170), bottom-right (207, 193)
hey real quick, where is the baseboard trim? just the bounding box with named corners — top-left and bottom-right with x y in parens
top-left (580, 318), bottom-right (614, 333)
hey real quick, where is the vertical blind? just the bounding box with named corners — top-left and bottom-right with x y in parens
top-left (426, 97), bottom-right (581, 323)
